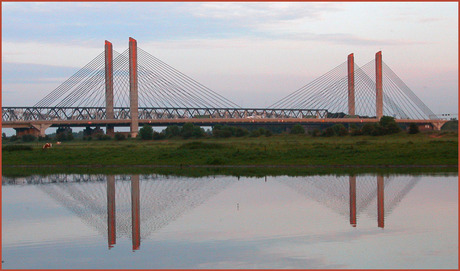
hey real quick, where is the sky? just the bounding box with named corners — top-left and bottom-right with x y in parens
top-left (2, 2), bottom-right (458, 116)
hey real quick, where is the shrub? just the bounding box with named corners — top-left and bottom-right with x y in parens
top-left (138, 125), bottom-right (153, 140)
top-left (265, 130), bottom-right (273, 137)
top-left (56, 132), bottom-right (73, 141)
top-left (249, 130), bottom-right (261, 137)
top-left (331, 124), bottom-right (348, 136)
top-left (97, 134), bottom-right (111, 141)
top-left (362, 123), bottom-right (377, 136)
top-left (213, 125), bottom-right (234, 138)
top-left (153, 131), bottom-right (166, 140)
top-left (310, 128), bottom-right (321, 137)
top-left (10, 135), bottom-right (19, 142)
top-left (349, 124), bottom-right (362, 136)
top-left (291, 124), bottom-right (305, 135)
top-left (114, 133), bottom-right (126, 141)
top-left (322, 127), bottom-right (335, 137)
top-left (21, 134), bottom-right (36, 142)
top-left (235, 127), bottom-right (249, 137)
top-left (38, 135), bottom-right (50, 142)
top-left (408, 123), bottom-right (420, 134)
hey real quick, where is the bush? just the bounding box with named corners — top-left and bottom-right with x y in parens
top-left (21, 134), bottom-right (36, 142)
top-left (2, 145), bottom-right (33, 151)
top-left (350, 124), bottom-right (362, 136)
top-left (97, 134), bottom-right (111, 141)
top-left (362, 123), bottom-right (377, 136)
top-left (331, 124), bottom-right (348, 136)
top-left (153, 131), bottom-right (166, 140)
top-left (310, 128), bottom-right (320, 137)
top-left (249, 130), bottom-right (261, 137)
top-left (38, 135), bottom-right (50, 142)
top-left (114, 133), bottom-right (126, 141)
top-left (291, 124), bottom-right (305, 135)
top-left (138, 125), bottom-right (153, 140)
top-left (408, 123), bottom-right (420, 134)
top-left (213, 125), bottom-right (234, 138)
top-left (322, 127), bottom-right (335, 137)
top-left (265, 130), bottom-right (273, 137)
top-left (10, 135), bottom-right (19, 142)
top-left (235, 127), bottom-right (249, 137)
top-left (56, 132), bottom-right (73, 141)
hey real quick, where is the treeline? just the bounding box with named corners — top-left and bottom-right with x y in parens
top-left (137, 123), bottom-right (274, 140)
top-left (303, 116), bottom-right (414, 137)
top-left (2, 116), bottom-right (423, 143)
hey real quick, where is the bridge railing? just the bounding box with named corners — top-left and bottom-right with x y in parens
top-left (2, 107), bottom-right (328, 122)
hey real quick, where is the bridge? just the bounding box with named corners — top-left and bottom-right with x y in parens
top-left (2, 37), bottom-right (447, 137)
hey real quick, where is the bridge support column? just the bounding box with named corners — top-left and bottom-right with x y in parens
top-left (129, 37), bottom-right (139, 138)
top-left (377, 175), bottom-right (384, 228)
top-left (431, 121), bottom-right (444, 131)
top-left (349, 175), bottom-right (357, 227)
top-left (18, 123), bottom-right (52, 137)
top-left (107, 175), bottom-right (116, 249)
top-left (131, 175), bottom-right (140, 251)
top-left (348, 53), bottom-right (355, 116)
top-left (105, 40), bottom-right (115, 137)
top-left (15, 127), bottom-right (40, 137)
top-left (376, 51), bottom-right (383, 119)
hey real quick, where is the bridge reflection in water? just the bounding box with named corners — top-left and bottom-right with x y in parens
top-left (2, 174), bottom-right (420, 251)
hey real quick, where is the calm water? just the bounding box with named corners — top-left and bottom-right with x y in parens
top-left (2, 172), bottom-right (458, 269)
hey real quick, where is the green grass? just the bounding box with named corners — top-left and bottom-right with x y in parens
top-left (2, 132), bottom-right (458, 167)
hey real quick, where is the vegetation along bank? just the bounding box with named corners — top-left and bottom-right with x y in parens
top-left (2, 117), bottom-right (458, 167)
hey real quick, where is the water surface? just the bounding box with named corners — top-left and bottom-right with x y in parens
top-left (2, 172), bottom-right (458, 269)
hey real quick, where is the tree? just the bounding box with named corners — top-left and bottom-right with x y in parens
top-left (164, 125), bottom-right (181, 138)
top-left (181, 123), bottom-right (195, 139)
top-left (379, 116), bottom-right (401, 135)
top-left (138, 125), bottom-right (153, 140)
top-left (408, 123), bottom-right (420, 134)
top-left (192, 126), bottom-right (206, 138)
top-left (290, 124), bottom-right (305, 134)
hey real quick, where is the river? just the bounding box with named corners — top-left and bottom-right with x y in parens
top-left (2, 171), bottom-right (458, 269)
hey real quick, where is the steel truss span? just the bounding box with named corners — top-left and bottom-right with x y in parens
top-left (2, 107), bottom-right (328, 122)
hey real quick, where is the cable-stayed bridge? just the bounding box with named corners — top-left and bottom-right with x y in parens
top-left (2, 38), bottom-right (447, 137)
top-left (2, 174), bottom-right (421, 251)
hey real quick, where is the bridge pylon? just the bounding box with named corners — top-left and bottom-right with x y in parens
top-left (376, 51), bottom-right (383, 120)
top-left (105, 40), bottom-right (115, 137)
top-left (129, 37), bottom-right (139, 138)
top-left (347, 53), bottom-right (355, 116)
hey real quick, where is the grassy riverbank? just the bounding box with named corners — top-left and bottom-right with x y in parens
top-left (2, 132), bottom-right (457, 167)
